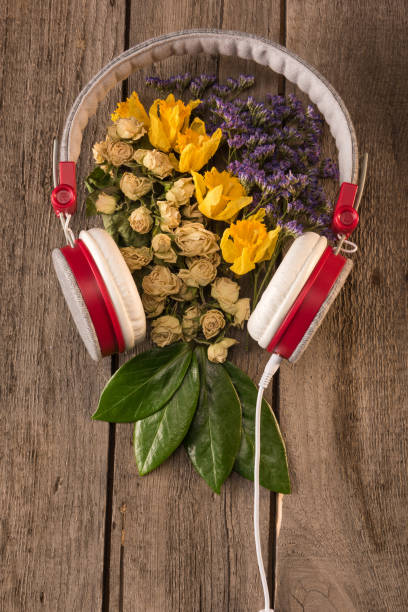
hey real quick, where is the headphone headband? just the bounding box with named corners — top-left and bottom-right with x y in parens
top-left (59, 29), bottom-right (359, 184)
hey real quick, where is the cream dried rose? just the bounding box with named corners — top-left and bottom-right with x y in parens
top-left (178, 258), bottom-right (217, 288)
top-left (128, 205), bottom-right (153, 234)
top-left (133, 148), bottom-right (150, 164)
top-left (171, 282), bottom-right (197, 302)
top-left (120, 173), bottom-right (153, 200)
top-left (142, 150), bottom-right (174, 179)
top-left (151, 315), bottom-right (182, 347)
top-left (95, 192), bottom-right (117, 214)
top-left (120, 246), bottom-right (152, 272)
top-left (174, 222), bottom-right (219, 257)
top-left (142, 265), bottom-right (181, 298)
top-left (158, 201), bottom-right (181, 232)
top-left (207, 338), bottom-right (238, 364)
top-left (166, 177), bottom-right (195, 207)
top-left (93, 141), bottom-right (108, 164)
top-left (211, 277), bottom-right (240, 312)
top-left (200, 309), bottom-right (226, 340)
top-left (151, 233), bottom-right (177, 263)
top-left (182, 305), bottom-right (201, 342)
top-left (231, 298), bottom-right (250, 328)
top-left (141, 293), bottom-right (166, 318)
top-left (115, 117), bottom-right (146, 141)
top-left (181, 202), bottom-right (204, 223)
top-left (106, 140), bottom-right (134, 166)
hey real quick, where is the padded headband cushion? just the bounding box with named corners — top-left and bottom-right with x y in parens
top-left (59, 29), bottom-right (358, 184)
top-left (289, 258), bottom-right (353, 363)
top-left (248, 233), bottom-right (327, 349)
top-left (52, 248), bottom-right (102, 361)
top-left (79, 228), bottom-right (146, 349)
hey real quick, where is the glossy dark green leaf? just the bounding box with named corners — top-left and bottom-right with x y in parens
top-left (223, 361), bottom-right (290, 494)
top-left (93, 343), bottom-right (192, 423)
top-left (184, 347), bottom-right (241, 493)
top-left (134, 355), bottom-right (200, 475)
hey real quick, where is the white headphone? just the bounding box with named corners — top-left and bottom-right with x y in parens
top-left (51, 30), bottom-right (365, 612)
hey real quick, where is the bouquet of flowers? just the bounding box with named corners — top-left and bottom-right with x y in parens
top-left (86, 74), bottom-right (337, 493)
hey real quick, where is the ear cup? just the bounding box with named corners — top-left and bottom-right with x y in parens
top-left (248, 233), bottom-right (327, 348)
top-left (79, 228), bottom-right (146, 350)
top-left (52, 248), bottom-right (102, 361)
top-left (289, 258), bottom-right (353, 363)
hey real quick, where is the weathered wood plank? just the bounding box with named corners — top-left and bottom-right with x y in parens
top-left (275, 2), bottom-right (408, 610)
top-left (0, 1), bottom-right (125, 610)
top-left (107, 6), bottom-right (282, 611)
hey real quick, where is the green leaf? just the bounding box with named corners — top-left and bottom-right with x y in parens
top-left (223, 361), bottom-right (290, 494)
top-left (101, 211), bottom-right (149, 247)
top-left (184, 347), bottom-right (241, 493)
top-left (93, 343), bottom-right (193, 423)
top-left (134, 354), bottom-right (200, 475)
top-left (86, 166), bottom-right (112, 190)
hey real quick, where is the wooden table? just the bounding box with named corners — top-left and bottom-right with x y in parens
top-left (1, 1), bottom-right (407, 610)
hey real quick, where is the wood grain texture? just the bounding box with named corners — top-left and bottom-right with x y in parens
top-left (275, 2), bottom-right (408, 611)
top-left (0, 1), bottom-right (125, 610)
top-left (107, 4), bottom-right (282, 611)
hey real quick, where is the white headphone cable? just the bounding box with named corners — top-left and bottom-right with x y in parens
top-left (254, 353), bottom-right (283, 612)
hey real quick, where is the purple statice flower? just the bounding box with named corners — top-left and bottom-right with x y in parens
top-left (282, 220), bottom-right (304, 237)
top-left (320, 158), bottom-right (339, 180)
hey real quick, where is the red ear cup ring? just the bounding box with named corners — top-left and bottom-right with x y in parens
top-left (266, 246), bottom-right (349, 359)
top-left (60, 241), bottom-right (125, 356)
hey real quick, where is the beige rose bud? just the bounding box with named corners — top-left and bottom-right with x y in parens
top-left (158, 201), bottom-right (181, 232)
top-left (231, 298), bottom-right (251, 328)
top-left (181, 202), bottom-right (204, 224)
top-left (200, 309), bottom-right (226, 340)
top-left (207, 338), bottom-right (238, 364)
top-left (142, 149), bottom-right (174, 179)
top-left (142, 265), bottom-right (181, 298)
top-left (93, 141), bottom-right (108, 164)
top-left (211, 277), bottom-right (240, 312)
top-left (133, 148), bottom-right (150, 164)
top-left (174, 222), bottom-right (219, 257)
top-left (166, 177), bottom-right (195, 207)
top-left (95, 192), bottom-right (117, 214)
top-left (151, 233), bottom-right (177, 263)
top-left (128, 205), bottom-right (153, 234)
top-left (106, 140), bottom-right (134, 166)
top-left (151, 315), bottom-right (182, 348)
top-left (182, 305), bottom-right (201, 342)
top-left (115, 117), bottom-right (146, 141)
top-left (141, 292), bottom-right (166, 318)
top-left (178, 258), bottom-right (217, 288)
top-left (120, 246), bottom-right (152, 272)
top-left (120, 173), bottom-right (153, 200)
top-left (107, 125), bottom-right (119, 140)
top-left (171, 282), bottom-right (197, 302)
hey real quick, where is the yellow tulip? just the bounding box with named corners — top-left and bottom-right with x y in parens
top-left (176, 118), bottom-right (222, 173)
top-left (192, 167), bottom-right (252, 221)
top-left (220, 209), bottom-right (280, 275)
top-left (148, 94), bottom-right (201, 153)
top-left (111, 91), bottom-right (150, 128)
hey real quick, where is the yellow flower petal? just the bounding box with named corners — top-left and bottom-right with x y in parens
top-left (254, 226), bottom-right (280, 263)
top-left (212, 196), bottom-right (252, 222)
top-left (220, 228), bottom-right (240, 263)
top-left (230, 248), bottom-right (255, 275)
top-left (192, 171), bottom-right (206, 205)
top-left (111, 92), bottom-right (149, 127)
top-left (148, 95), bottom-right (201, 152)
top-left (177, 128), bottom-right (222, 172)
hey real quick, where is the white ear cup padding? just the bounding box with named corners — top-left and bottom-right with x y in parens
top-left (289, 258), bottom-right (353, 363)
top-left (52, 248), bottom-right (102, 362)
top-left (248, 233), bottom-right (327, 349)
top-left (79, 229), bottom-right (146, 349)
